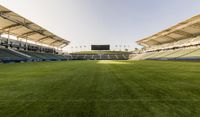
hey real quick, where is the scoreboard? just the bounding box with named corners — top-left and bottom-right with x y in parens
top-left (91, 45), bottom-right (110, 50)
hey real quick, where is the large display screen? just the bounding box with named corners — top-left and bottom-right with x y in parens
top-left (91, 45), bottom-right (110, 50)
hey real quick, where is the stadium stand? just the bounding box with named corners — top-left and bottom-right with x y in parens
top-left (0, 5), bottom-right (70, 63)
top-left (0, 5), bottom-right (132, 63)
top-left (70, 51), bottom-right (131, 60)
top-left (131, 14), bottom-right (200, 61)
top-left (0, 48), bottom-right (27, 63)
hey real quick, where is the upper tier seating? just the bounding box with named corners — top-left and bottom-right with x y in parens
top-left (146, 36), bottom-right (200, 52)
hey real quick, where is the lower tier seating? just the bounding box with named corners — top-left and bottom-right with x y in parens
top-left (0, 48), bottom-right (27, 62)
top-left (130, 47), bottom-right (200, 60)
top-left (0, 48), bottom-right (130, 63)
top-left (0, 48), bottom-right (68, 63)
top-left (70, 54), bottom-right (129, 60)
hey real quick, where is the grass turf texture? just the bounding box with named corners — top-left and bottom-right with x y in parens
top-left (0, 60), bottom-right (200, 117)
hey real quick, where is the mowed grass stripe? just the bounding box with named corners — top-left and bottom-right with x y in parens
top-left (0, 61), bottom-right (200, 116)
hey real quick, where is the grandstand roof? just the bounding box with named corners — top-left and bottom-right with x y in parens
top-left (0, 5), bottom-right (70, 47)
top-left (137, 14), bottom-right (200, 47)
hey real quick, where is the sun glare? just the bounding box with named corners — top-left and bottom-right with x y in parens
top-left (97, 60), bottom-right (131, 65)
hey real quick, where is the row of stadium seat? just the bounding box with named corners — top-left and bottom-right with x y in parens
top-left (146, 36), bottom-right (200, 51)
top-left (0, 48), bottom-right (69, 63)
top-left (130, 46), bottom-right (200, 60)
top-left (0, 48), bottom-right (130, 63)
top-left (70, 54), bottom-right (129, 60)
top-left (19, 50), bottom-right (69, 61)
top-left (0, 48), bottom-right (27, 62)
top-left (0, 37), bottom-right (56, 54)
top-left (71, 51), bottom-right (131, 55)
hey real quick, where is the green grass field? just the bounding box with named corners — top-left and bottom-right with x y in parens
top-left (0, 60), bottom-right (200, 117)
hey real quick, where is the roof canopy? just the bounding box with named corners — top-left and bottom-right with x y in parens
top-left (0, 5), bottom-right (70, 47)
top-left (137, 14), bottom-right (200, 47)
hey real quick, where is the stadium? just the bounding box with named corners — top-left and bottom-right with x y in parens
top-left (130, 14), bottom-right (200, 61)
top-left (0, 1), bottom-right (200, 117)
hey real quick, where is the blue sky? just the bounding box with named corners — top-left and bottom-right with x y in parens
top-left (1, 0), bottom-right (200, 51)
